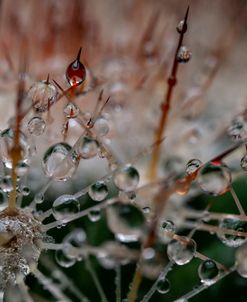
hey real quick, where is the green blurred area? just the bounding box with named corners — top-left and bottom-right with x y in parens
top-left (26, 176), bottom-right (247, 302)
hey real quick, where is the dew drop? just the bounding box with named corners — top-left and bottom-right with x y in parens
top-left (177, 46), bottom-right (192, 63)
top-left (63, 102), bottom-right (79, 119)
top-left (227, 116), bottom-right (247, 141)
top-left (88, 181), bottom-right (108, 201)
top-left (55, 249), bottom-right (76, 268)
top-left (0, 128), bottom-right (32, 169)
top-left (197, 162), bottom-right (231, 196)
top-left (64, 229), bottom-right (86, 247)
top-left (27, 117), bottom-right (46, 136)
top-left (167, 237), bottom-right (196, 265)
top-left (27, 81), bottom-right (58, 113)
top-left (217, 218), bottom-right (247, 247)
top-left (156, 277), bottom-right (170, 294)
top-left (236, 242), bottom-right (247, 277)
top-left (176, 20), bottom-right (187, 33)
top-left (34, 192), bottom-right (44, 204)
top-left (52, 195), bottom-right (80, 220)
top-left (21, 186), bottom-right (30, 196)
top-left (162, 220), bottom-right (175, 233)
top-left (66, 49), bottom-right (86, 87)
top-left (88, 208), bottom-right (101, 222)
top-left (185, 159), bottom-right (202, 175)
top-left (106, 202), bottom-right (145, 242)
top-left (42, 142), bottom-right (79, 181)
top-left (94, 117), bottom-right (110, 137)
top-left (198, 259), bottom-right (219, 285)
top-left (15, 161), bottom-right (29, 177)
top-left (1, 176), bottom-right (13, 192)
top-left (113, 164), bottom-right (139, 192)
top-left (77, 137), bottom-right (98, 159)
top-left (240, 154), bottom-right (247, 171)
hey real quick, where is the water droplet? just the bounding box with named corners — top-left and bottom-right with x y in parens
top-left (77, 137), bottom-right (98, 159)
top-left (197, 162), bottom-right (231, 196)
top-left (176, 20), bottom-right (187, 33)
top-left (88, 208), bottom-right (101, 222)
top-left (27, 81), bottom-right (58, 113)
top-left (142, 207), bottom-right (151, 214)
top-left (162, 220), bottom-right (175, 233)
top-left (34, 192), bottom-right (44, 204)
top-left (106, 202), bottom-right (145, 242)
top-left (177, 46), bottom-right (192, 63)
top-left (94, 117), bottom-right (110, 137)
top-left (240, 154), bottom-right (247, 171)
top-left (15, 161), bottom-right (29, 177)
top-left (185, 159), bottom-right (202, 175)
top-left (198, 259), bottom-right (219, 285)
top-left (236, 242), bottom-right (247, 277)
top-left (42, 142), bottom-right (79, 181)
top-left (156, 278), bottom-right (170, 294)
top-left (21, 186), bottom-right (30, 196)
top-left (167, 237), bottom-right (196, 265)
top-left (63, 229), bottom-right (86, 259)
top-left (66, 49), bottom-right (86, 87)
top-left (52, 195), bottom-right (80, 220)
top-left (27, 117), bottom-right (46, 136)
top-left (64, 229), bottom-right (86, 247)
top-left (113, 164), bottom-right (139, 192)
top-left (88, 181), bottom-right (108, 201)
top-left (217, 218), bottom-right (247, 247)
top-left (227, 116), bottom-right (247, 141)
top-left (63, 102), bottom-right (79, 119)
top-left (1, 176), bottom-right (13, 192)
top-left (0, 128), bottom-right (32, 169)
top-left (55, 249), bottom-right (76, 268)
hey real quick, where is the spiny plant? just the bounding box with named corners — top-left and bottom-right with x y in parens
top-left (1, 1), bottom-right (247, 302)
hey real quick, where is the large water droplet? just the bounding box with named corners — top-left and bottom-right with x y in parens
top-left (0, 128), bottom-right (32, 169)
top-left (113, 164), bottom-right (139, 192)
top-left (185, 159), bottom-right (202, 175)
top-left (106, 202), bottom-right (145, 242)
top-left (156, 278), bottom-right (170, 294)
top-left (177, 46), bottom-right (192, 63)
top-left (167, 237), bottom-right (196, 265)
top-left (236, 242), bottom-right (247, 277)
top-left (198, 259), bottom-right (219, 285)
top-left (27, 117), bottom-right (46, 136)
top-left (27, 81), bottom-right (58, 113)
top-left (66, 49), bottom-right (86, 87)
top-left (94, 117), bottom-right (110, 137)
top-left (88, 181), bottom-right (108, 201)
top-left (77, 137), bottom-right (98, 159)
top-left (52, 194), bottom-right (80, 220)
top-left (217, 218), bottom-right (247, 247)
top-left (42, 142), bottom-right (79, 181)
top-left (197, 162), bottom-right (231, 196)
